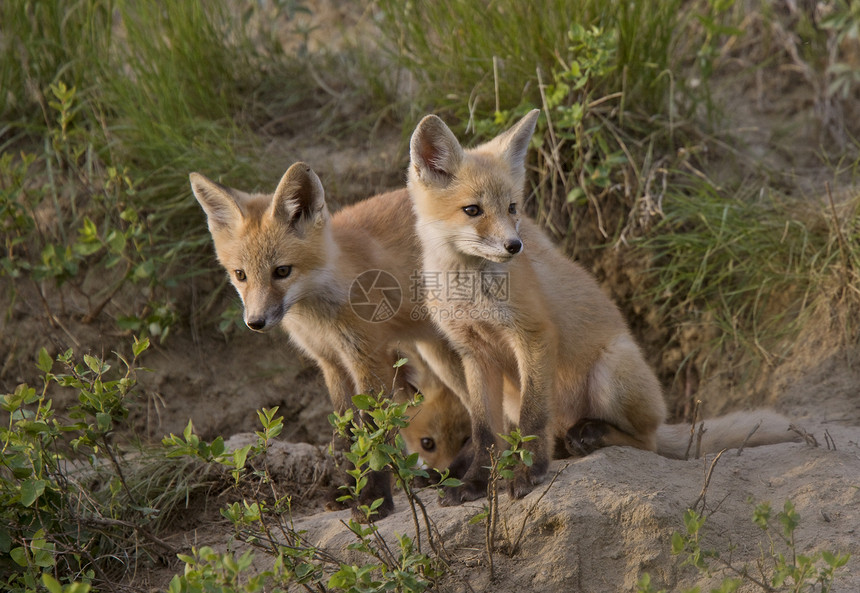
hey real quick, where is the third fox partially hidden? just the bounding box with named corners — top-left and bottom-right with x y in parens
top-left (407, 109), bottom-right (799, 503)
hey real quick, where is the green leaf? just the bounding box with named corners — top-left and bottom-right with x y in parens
top-left (20, 478), bottom-right (47, 507)
top-left (132, 336), bottom-right (150, 358)
top-left (369, 449), bottom-right (388, 471)
top-left (469, 509), bottom-right (489, 524)
top-left (10, 546), bottom-right (27, 566)
top-left (822, 550), bottom-right (850, 568)
top-left (31, 539), bottom-right (54, 568)
top-left (107, 229), bottom-right (126, 253)
top-left (133, 259), bottom-right (156, 280)
top-left (96, 412), bottom-right (112, 432)
top-left (210, 436), bottom-right (225, 458)
top-left (183, 419), bottom-right (194, 441)
top-left (37, 348), bottom-right (53, 373)
top-left (83, 354), bottom-right (103, 374)
top-left (352, 393), bottom-right (374, 410)
top-left (233, 444), bottom-right (252, 469)
top-left (42, 574), bottom-right (63, 593)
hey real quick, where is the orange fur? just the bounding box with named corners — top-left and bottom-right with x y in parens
top-left (399, 352), bottom-right (471, 471)
top-left (407, 111), bottom-right (798, 502)
top-left (190, 163), bottom-right (469, 518)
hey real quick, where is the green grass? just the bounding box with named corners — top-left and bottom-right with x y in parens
top-left (0, 0), bottom-right (113, 128)
top-left (375, 0), bottom-right (687, 123)
top-left (374, 0), bottom-right (739, 254)
top-left (641, 176), bottom-right (860, 373)
top-left (0, 0), bottom-right (392, 336)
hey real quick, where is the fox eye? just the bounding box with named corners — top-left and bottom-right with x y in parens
top-left (462, 205), bottom-right (482, 217)
top-left (234, 270), bottom-right (246, 282)
top-left (420, 437), bottom-right (436, 452)
top-left (273, 265), bottom-right (292, 279)
top-left (508, 203), bottom-right (517, 214)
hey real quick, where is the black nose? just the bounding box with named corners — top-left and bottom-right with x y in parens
top-left (246, 318), bottom-right (266, 331)
top-left (504, 239), bottom-right (522, 254)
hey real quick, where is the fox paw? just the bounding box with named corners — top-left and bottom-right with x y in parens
top-left (508, 459), bottom-right (549, 499)
top-left (440, 477), bottom-right (487, 505)
top-left (565, 418), bottom-right (611, 456)
top-left (412, 470), bottom-right (440, 489)
top-left (324, 486), bottom-right (350, 512)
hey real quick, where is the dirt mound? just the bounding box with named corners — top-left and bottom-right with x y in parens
top-left (243, 420), bottom-right (859, 592)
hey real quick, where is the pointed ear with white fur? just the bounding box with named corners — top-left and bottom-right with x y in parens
top-left (409, 115), bottom-right (465, 187)
top-left (270, 162), bottom-right (326, 230)
top-left (190, 173), bottom-right (245, 233)
top-left (484, 109), bottom-right (540, 170)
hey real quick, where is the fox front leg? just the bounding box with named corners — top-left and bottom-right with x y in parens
top-left (315, 360), bottom-right (353, 414)
top-left (508, 331), bottom-right (555, 498)
top-left (340, 351), bottom-right (403, 521)
top-left (441, 351), bottom-right (504, 505)
top-left (317, 354), bottom-right (396, 521)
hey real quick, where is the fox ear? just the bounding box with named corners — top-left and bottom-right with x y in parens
top-left (190, 173), bottom-right (245, 232)
top-left (483, 109), bottom-right (539, 170)
top-left (410, 115), bottom-right (465, 187)
top-left (270, 162), bottom-right (326, 229)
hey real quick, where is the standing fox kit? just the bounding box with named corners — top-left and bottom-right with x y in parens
top-left (190, 163), bottom-right (467, 518)
top-left (408, 110), bottom-right (796, 502)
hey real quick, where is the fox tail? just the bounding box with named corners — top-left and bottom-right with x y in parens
top-left (656, 410), bottom-right (802, 459)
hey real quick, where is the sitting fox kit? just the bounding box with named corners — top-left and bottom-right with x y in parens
top-left (408, 110), bottom-right (666, 500)
top-left (407, 110), bottom-right (798, 502)
top-left (190, 162), bottom-right (469, 519)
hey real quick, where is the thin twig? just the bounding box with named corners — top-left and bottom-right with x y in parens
top-left (789, 424), bottom-right (819, 447)
top-left (736, 420), bottom-right (762, 456)
top-left (695, 423), bottom-right (706, 460)
top-left (82, 264), bottom-right (131, 323)
top-left (72, 514), bottom-right (176, 554)
top-left (693, 449), bottom-right (725, 513)
top-left (32, 279), bottom-right (81, 347)
top-left (411, 484), bottom-right (454, 564)
top-left (685, 400), bottom-right (702, 460)
top-left (825, 181), bottom-right (852, 297)
top-left (824, 430), bottom-right (836, 451)
top-left (493, 56), bottom-right (500, 114)
top-left (535, 67), bottom-right (569, 201)
top-left (485, 446), bottom-right (499, 581)
top-left (402, 480), bottom-right (423, 554)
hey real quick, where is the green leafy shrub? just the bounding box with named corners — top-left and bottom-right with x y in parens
top-left (1, 338), bottom-right (216, 591)
top-left (638, 501), bottom-right (851, 592)
top-left (167, 363), bottom-right (455, 593)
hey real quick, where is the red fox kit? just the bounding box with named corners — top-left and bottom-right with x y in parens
top-left (407, 110), bottom-right (798, 502)
top-left (399, 355), bottom-right (471, 471)
top-left (190, 162), bottom-right (468, 518)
